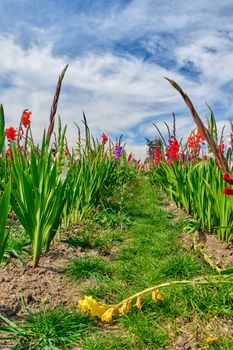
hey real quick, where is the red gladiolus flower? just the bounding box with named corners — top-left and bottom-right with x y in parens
top-left (223, 173), bottom-right (233, 185)
top-left (64, 149), bottom-right (69, 157)
top-left (21, 110), bottom-right (32, 127)
top-left (136, 160), bottom-right (141, 167)
top-left (223, 187), bottom-right (233, 196)
top-left (6, 148), bottom-right (14, 161)
top-left (203, 155), bottom-right (208, 160)
top-left (187, 129), bottom-right (205, 158)
top-left (166, 136), bottom-right (179, 160)
top-left (127, 153), bottom-right (133, 162)
top-left (195, 129), bottom-right (205, 142)
top-left (6, 148), bottom-right (11, 157)
top-left (101, 133), bottom-right (108, 145)
top-left (153, 147), bottom-right (163, 164)
top-left (219, 143), bottom-right (224, 153)
top-left (5, 127), bottom-right (17, 141)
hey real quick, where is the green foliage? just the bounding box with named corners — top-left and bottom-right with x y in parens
top-left (151, 158), bottom-right (233, 241)
top-left (0, 305), bottom-right (95, 349)
top-left (0, 180), bottom-right (11, 264)
top-left (11, 140), bottom-right (66, 268)
top-left (64, 150), bottom-right (116, 225)
top-left (4, 228), bottom-right (30, 264)
top-left (62, 116), bottom-right (136, 227)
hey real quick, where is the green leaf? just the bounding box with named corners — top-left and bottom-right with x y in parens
top-left (0, 180), bottom-right (11, 262)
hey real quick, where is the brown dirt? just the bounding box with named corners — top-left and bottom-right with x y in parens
top-left (161, 192), bottom-right (233, 270)
top-left (182, 230), bottom-right (233, 271)
top-left (0, 242), bottom-right (91, 320)
top-left (195, 231), bottom-right (233, 270)
top-left (168, 315), bottom-right (233, 349)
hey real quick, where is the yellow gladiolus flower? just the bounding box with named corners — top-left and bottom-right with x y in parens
top-left (135, 295), bottom-right (142, 309)
top-left (101, 307), bottom-right (116, 322)
top-left (118, 300), bottom-right (132, 315)
top-left (152, 289), bottom-right (164, 302)
top-left (78, 296), bottom-right (109, 318)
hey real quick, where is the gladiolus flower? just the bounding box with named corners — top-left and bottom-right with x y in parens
top-left (135, 296), bottom-right (142, 309)
top-left (219, 143), bottom-right (224, 153)
top-left (5, 127), bottom-right (17, 141)
top-left (203, 155), bottom-right (208, 160)
top-left (118, 300), bottom-right (132, 315)
top-left (21, 110), bottom-right (32, 127)
top-left (187, 129), bottom-right (205, 158)
top-left (114, 145), bottom-right (123, 159)
top-left (136, 159), bottom-right (141, 167)
top-left (195, 129), bottom-right (205, 142)
top-left (223, 173), bottom-right (233, 185)
top-left (153, 147), bottom-right (163, 164)
top-left (127, 153), bottom-right (133, 162)
top-left (152, 290), bottom-right (164, 301)
top-left (78, 295), bottom-right (109, 318)
top-left (101, 307), bottom-right (115, 322)
top-left (64, 149), bottom-right (69, 157)
top-left (5, 148), bottom-right (13, 160)
top-left (223, 187), bottom-right (233, 196)
top-left (166, 136), bottom-right (179, 160)
top-left (101, 133), bottom-right (108, 145)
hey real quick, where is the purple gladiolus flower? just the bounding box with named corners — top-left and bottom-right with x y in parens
top-left (114, 145), bottom-right (123, 159)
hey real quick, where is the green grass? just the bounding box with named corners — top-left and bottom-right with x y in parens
top-left (62, 229), bottom-right (124, 255)
top-left (0, 305), bottom-right (95, 349)
top-left (80, 177), bottom-right (233, 348)
top-left (63, 256), bottom-right (111, 281)
top-left (4, 227), bottom-right (30, 264)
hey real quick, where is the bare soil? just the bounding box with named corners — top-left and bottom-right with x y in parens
top-left (162, 192), bottom-right (233, 270)
top-left (195, 231), bottom-right (233, 270)
top-left (0, 242), bottom-right (88, 320)
top-left (169, 316), bottom-right (233, 350)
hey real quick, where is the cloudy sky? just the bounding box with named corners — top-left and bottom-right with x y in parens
top-left (0, 0), bottom-right (233, 158)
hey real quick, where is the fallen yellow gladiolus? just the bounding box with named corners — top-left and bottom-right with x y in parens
top-left (78, 275), bottom-right (233, 323)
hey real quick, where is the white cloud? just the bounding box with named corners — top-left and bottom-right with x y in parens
top-left (0, 0), bottom-right (233, 159)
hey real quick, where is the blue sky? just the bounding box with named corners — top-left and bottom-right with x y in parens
top-left (0, 0), bottom-right (233, 158)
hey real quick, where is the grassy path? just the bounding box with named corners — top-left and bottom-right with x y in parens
top-left (79, 178), bottom-right (233, 349)
top-left (2, 178), bottom-right (232, 349)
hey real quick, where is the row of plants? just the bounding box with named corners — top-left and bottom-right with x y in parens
top-left (149, 80), bottom-right (233, 241)
top-left (0, 66), bottom-right (138, 269)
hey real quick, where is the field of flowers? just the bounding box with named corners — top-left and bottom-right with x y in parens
top-left (149, 81), bottom-right (233, 242)
top-left (0, 67), bottom-right (232, 349)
